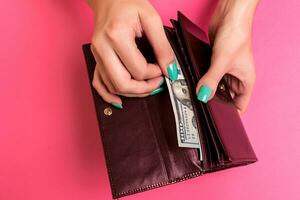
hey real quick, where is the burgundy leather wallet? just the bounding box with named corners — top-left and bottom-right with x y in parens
top-left (82, 12), bottom-right (257, 199)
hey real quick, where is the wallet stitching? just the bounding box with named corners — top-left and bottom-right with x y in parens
top-left (114, 157), bottom-right (256, 198)
top-left (114, 171), bottom-right (202, 198)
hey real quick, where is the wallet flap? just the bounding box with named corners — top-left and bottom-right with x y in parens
top-left (177, 12), bottom-right (257, 166)
top-left (83, 41), bottom-right (203, 198)
top-left (178, 12), bottom-right (210, 45)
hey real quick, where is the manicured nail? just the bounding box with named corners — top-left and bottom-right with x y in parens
top-left (150, 87), bottom-right (164, 96)
top-left (197, 85), bottom-right (211, 103)
top-left (111, 102), bottom-right (123, 109)
top-left (167, 61), bottom-right (178, 81)
top-left (159, 79), bottom-right (165, 87)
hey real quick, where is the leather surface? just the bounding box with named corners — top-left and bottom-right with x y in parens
top-left (82, 13), bottom-right (257, 199)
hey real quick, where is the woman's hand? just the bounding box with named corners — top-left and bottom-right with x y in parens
top-left (87, 0), bottom-right (176, 108)
top-left (196, 0), bottom-right (259, 113)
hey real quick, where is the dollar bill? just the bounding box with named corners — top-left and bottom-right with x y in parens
top-left (165, 58), bottom-right (202, 160)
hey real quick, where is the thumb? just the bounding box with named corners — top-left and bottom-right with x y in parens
top-left (139, 11), bottom-right (177, 80)
top-left (195, 63), bottom-right (225, 103)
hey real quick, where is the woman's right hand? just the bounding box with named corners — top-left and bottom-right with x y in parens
top-left (88, 0), bottom-right (177, 108)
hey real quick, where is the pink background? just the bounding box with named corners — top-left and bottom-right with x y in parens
top-left (0, 0), bottom-right (299, 199)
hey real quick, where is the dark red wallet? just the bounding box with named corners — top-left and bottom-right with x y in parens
top-left (82, 12), bottom-right (257, 199)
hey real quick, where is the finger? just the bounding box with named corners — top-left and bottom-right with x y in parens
top-left (99, 69), bottom-right (116, 93)
top-left (92, 45), bottom-right (118, 94)
top-left (144, 64), bottom-right (163, 79)
top-left (139, 9), bottom-right (176, 80)
top-left (91, 45), bottom-right (117, 94)
top-left (108, 29), bottom-right (162, 80)
top-left (100, 63), bottom-right (164, 96)
top-left (119, 86), bottom-right (165, 97)
top-left (96, 41), bottom-right (164, 94)
top-left (91, 45), bottom-right (116, 93)
top-left (195, 59), bottom-right (226, 103)
top-left (96, 59), bottom-right (164, 97)
top-left (116, 83), bottom-right (165, 97)
top-left (233, 82), bottom-right (254, 114)
top-left (224, 74), bottom-right (238, 99)
top-left (92, 68), bottom-right (123, 109)
top-left (93, 47), bottom-right (163, 100)
top-left (120, 76), bottom-right (164, 94)
top-left (99, 62), bottom-right (163, 95)
top-left (96, 63), bottom-right (117, 93)
top-left (120, 93), bottom-right (149, 98)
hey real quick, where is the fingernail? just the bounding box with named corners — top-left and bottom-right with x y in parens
top-left (197, 85), bottom-right (211, 103)
top-left (167, 61), bottom-right (178, 81)
top-left (150, 87), bottom-right (165, 96)
top-left (111, 102), bottom-right (123, 109)
top-left (159, 79), bottom-right (165, 87)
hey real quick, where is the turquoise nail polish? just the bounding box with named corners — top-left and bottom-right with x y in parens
top-left (150, 87), bottom-right (164, 96)
top-left (111, 102), bottom-right (123, 109)
top-left (197, 85), bottom-right (211, 103)
top-left (167, 62), bottom-right (178, 81)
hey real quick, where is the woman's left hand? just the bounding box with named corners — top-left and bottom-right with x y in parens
top-left (196, 0), bottom-right (259, 113)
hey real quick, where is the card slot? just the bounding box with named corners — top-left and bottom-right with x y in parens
top-left (201, 80), bottom-right (234, 165)
top-left (201, 102), bottom-right (229, 164)
top-left (97, 99), bottom-right (170, 194)
top-left (207, 97), bottom-right (258, 164)
top-left (199, 103), bottom-right (223, 165)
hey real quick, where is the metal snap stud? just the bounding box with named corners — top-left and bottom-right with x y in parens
top-left (104, 107), bottom-right (112, 116)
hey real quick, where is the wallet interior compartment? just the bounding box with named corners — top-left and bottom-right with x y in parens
top-left (176, 12), bottom-right (257, 167)
top-left (164, 25), bottom-right (207, 164)
top-left (165, 22), bottom-right (226, 169)
top-left (206, 97), bottom-right (258, 166)
top-left (171, 20), bottom-right (232, 171)
top-left (84, 39), bottom-right (206, 197)
top-left (144, 90), bottom-right (203, 180)
top-left (136, 35), bottom-right (204, 178)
